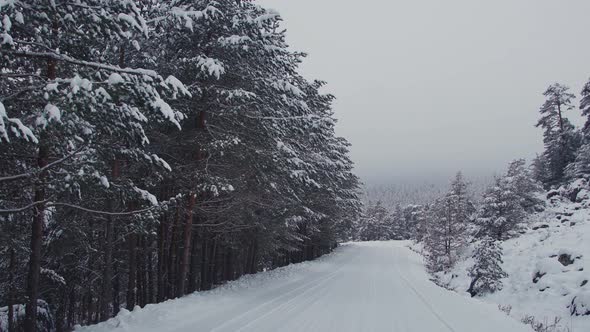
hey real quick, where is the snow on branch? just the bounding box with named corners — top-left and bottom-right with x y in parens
top-left (253, 10), bottom-right (281, 27)
top-left (271, 80), bottom-right (304, 97)
top-left (169, 5), bottom-right (221, 31)
top-left (196, 56), bottom-right (225, 79)
top-left (133, 187), bottom-right (159, 206)
top-left (0, 145), bottom-right (88, 182)
top-left (0, 101), bottom-right (38, 143)
top-left (7, 50), bottom-right (159, 77)
top-left (0, 200), bottom-right (49, 214)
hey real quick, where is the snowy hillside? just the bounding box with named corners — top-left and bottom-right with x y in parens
top-left (435, 180), bottom-right (590, 331)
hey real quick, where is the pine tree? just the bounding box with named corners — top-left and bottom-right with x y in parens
top-left (467, 237), bottom-right (507, 297)
top-left (566, 79), bottom-right (590, 180)
top-left (535, 84), bottom-right (581, 187)
top-left (424, 172), bottom-right (474, 271)
top-left (1, 1), bottom-right (190, 328)
top-left (356, 201), bottom-right (394, 241)
top-left (505, 159), bottom-right (543, 212)
top-left (580, 78), bottom-right (590, 136)
top-left (566, 144), bottom-right (590, 180)
top-left (0, 1), bottom-right (361, 329)
top-left (475, 159), bottom-right (541, 240)
top-left (475, 176), bottom-right (525, 240)
top-left (390, 204), bottom-right (407, 240)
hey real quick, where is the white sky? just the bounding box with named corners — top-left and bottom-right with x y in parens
top-left (257, 0), bottom-right (590, 185)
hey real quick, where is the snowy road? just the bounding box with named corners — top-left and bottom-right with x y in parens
top-left (79, 241), bottom-right (531, 332)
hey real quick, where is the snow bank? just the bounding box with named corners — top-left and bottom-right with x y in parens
top-left (75, 247), bottom-right (351, 332)
top-left (438, 188), bottom-right (590, 331)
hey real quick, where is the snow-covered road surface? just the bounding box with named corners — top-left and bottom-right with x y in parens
top-left (78, 241), bottom-right (531, 332)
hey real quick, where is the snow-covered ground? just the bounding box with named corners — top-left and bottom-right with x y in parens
top-left (436, 190), bottom-right (590, 332)
top-left (77, 241), bottom-right (530, 332)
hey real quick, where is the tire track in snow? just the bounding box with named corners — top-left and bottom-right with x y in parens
top-left (77, 242), bottom-right (533, 332)
top-left (235, 271), bottom-right (339, 332)
top-left (210, 249), bottom-right (361, 332)
top-left (392, 246), bottom-right (458, 332)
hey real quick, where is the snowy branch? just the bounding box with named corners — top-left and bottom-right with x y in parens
top-left (0, 200), bottom-right (158, 216)
top-left (49, 203), bottom-right (158, 216)
top-left (0, 200), bottom-right (49, 214)
top-left (244, 115), bottom-right (321, 121)
top-left (7, 50), bottom-right (158, 77)
top-left (0, 145), bottom-right (88, 183)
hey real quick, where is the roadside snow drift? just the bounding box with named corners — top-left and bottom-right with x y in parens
top-left (77, 241), bottom-right (531, 332)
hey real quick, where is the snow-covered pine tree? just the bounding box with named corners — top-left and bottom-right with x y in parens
top-left (474, 159), bottom-right (541, 240)
top-left (424, 172), bottom-right (474, 271)
top-left (356, 201), bottom-right (394, 241)
top-left (580, 78), bottom-right (590, 136)
top-left (566, 79), bottom-right (590, 180)
top-left (402, 204), bottom-right (427, 240)
top-left (566, 144), bottom-right (590, 180)
top-left (390, 204), bottom-right (407, 240)
top-left (505, 159), bottom-right (543, 212)
top-left (535, 84), bottom-right (582, 187)
top-left (1, 0), bottom-right (189, 327)
top-left (475, 176), bottom-right (525, 240)
top-left (467, 236), bottom-right (507, 297)
top-left (0, 1), bottom-right (361, 328)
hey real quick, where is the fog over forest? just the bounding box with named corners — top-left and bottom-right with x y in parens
top-left (259, 0), bottom-right (590, 186)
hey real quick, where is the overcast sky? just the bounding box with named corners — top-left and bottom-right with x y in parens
top-left (257, 0), bottom-right (590, 185)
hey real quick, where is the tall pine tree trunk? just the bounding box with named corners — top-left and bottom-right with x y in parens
top-left (177, 193), bottom-right (196, 297)
top-left (200, 236), bottom-right (209, 290)
top-left (113, 263), bottom-right (120, 316)
top-left (147, 239), bottom-right (155, 304)
top-left (101, 159), bottom-right (119, 320)
top-left (208, 239), bottom-right (217, 286)
top-left (188, 232), bottom-right (200, 293)
top-left (126, 233), bottom-right (137, 310)
top-left (8, 248), bottom-right (15, 332)
top-left (157, 212), bottom-right (167, 302)
top-left (24, 141), bottom-right (49, 332)
top-left (167, 207), bottom-right (180, 298)
top-left (24, 47), bottom-right (57, 331)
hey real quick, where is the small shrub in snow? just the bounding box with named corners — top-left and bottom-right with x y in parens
top-left (467, 237), bottom-right (507, 297)
top-left (569, 292), bottom-right (590, 316)
top-left (521, 316), bottom-right (569, 332)
top-left (498, 304), bottom-right (512, 315)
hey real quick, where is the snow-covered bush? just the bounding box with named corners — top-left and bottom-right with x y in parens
top-left (569, 291), bottom-right (590, 316)
top-left (467, 237), bottom-right (507, 297)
